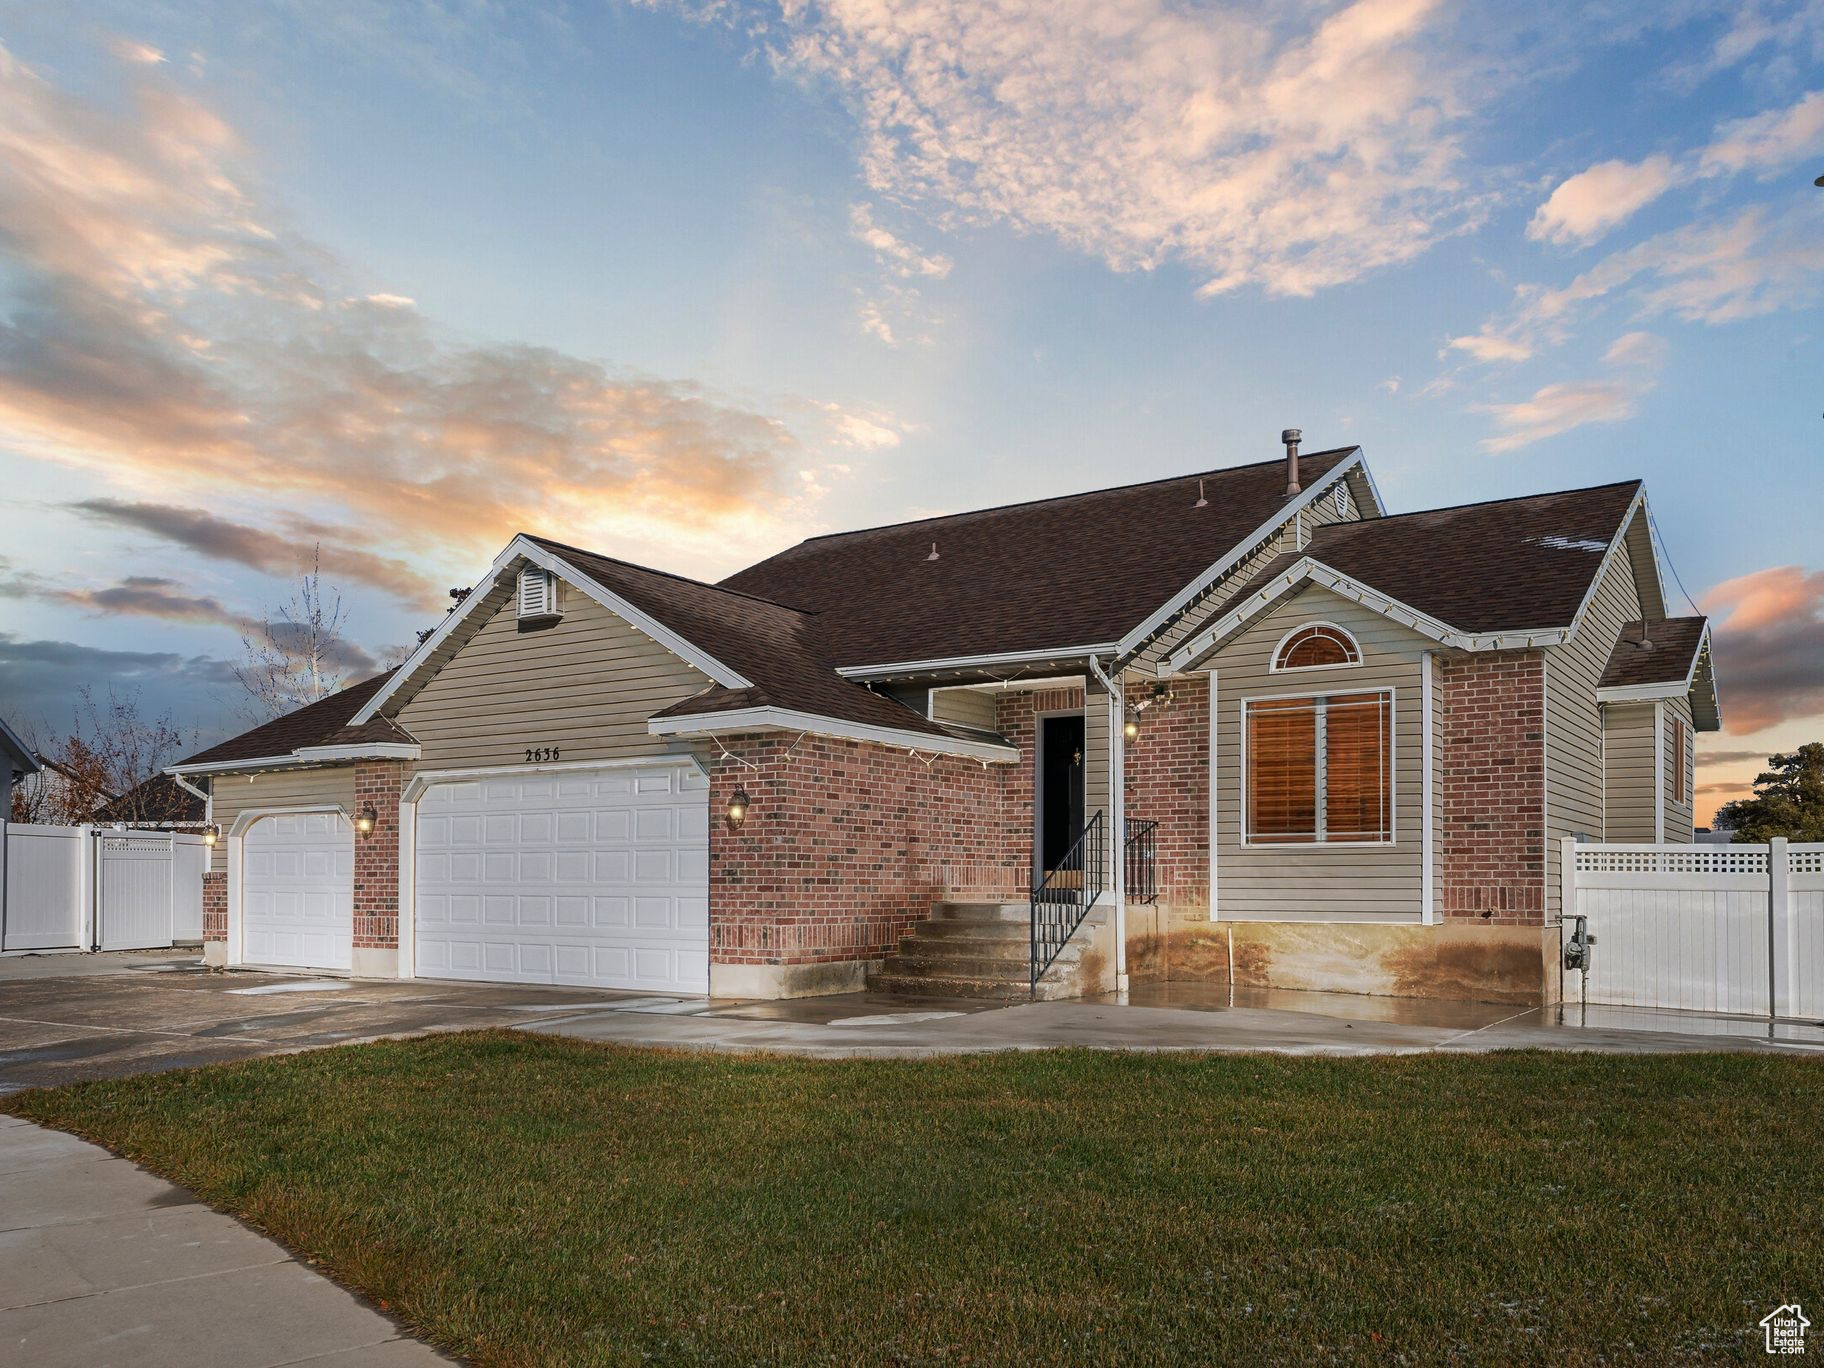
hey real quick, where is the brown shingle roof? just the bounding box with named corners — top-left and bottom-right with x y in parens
top-left (720, 448), bottom-right (1358, 666)
top-left (94, 774), bottom-right (206, 825)
top-left (175, 672), bottom-right (397, 768)
top-left (528, 538), bottom-right (961, 739)
top-left (1280, 480), bottom-right (1642, 632)
top-left (1599, 617), bottom-right (1709, 689)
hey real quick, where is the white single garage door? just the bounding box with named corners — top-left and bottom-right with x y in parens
top-left (242, 812), bottom-right (354, 970)
top-left (413, 764), bottom-right (710, 993)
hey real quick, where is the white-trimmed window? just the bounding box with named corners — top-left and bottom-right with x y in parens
top-left (1272, 623), bottom-right (1361, 672)
top-left (1245, 690), bottom-right (1393, 845)
top-left (517, 566), bottom-right (560, 620)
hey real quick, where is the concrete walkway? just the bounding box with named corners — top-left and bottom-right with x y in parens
top-left (0, 1115), bottom-right (448, 1367)
top-left (522, 983), bottom-right (1824, 1058)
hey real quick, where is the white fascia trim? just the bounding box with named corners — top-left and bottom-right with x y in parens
top-left (166, 755), bottom-right (303, 779)
top-left (1594, 624), bottom-right (1711, 706)
top-left (1637, 492), bottom-right (1673, 621)
top-left (351, 536), bottom-right (750, 726)
top-left (292, 742), bottom-right (422, 763)
top-left (403, 753), bottom-right (707, 803)
top-left (1166, 557), bottom-right (1573, 674)
top-left (648, 707), bottom-right (1020, 764)
top-left (1557, 489), bottom-right (1649, 651)
top-left (834, 644), bottom-right (1118, 680)
top-left (1117, 450), bottom-right (1369, 658)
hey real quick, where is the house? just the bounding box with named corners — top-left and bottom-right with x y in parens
top-left (92, 774), bottom-right (208, 830)
top-left (166, 435), bottom-right (1720, 1004)
top-left (1, 715), bottom-right (39, 820)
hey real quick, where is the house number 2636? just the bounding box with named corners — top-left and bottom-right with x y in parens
top-left (525, 746), bottom-right (561, 763)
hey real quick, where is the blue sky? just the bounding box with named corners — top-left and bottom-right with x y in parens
top-left (0, 0), bottom-right (1820, 819)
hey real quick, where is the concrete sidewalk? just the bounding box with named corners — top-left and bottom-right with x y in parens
top-left (0, 1115), bottom-right (448, 1367)
top-left (522, 983), bottom-right (1824, 1058)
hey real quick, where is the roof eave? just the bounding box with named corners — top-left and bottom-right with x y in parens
top-left (833, 644), bottom-right (1120, 682)
top-left (1165, 557), bottom-right (1573, 673)
top-left (647, 707), bottom-right (1020, 764)
top-left (1116, 449), bottom-right (1368, 660)
top-left (350, 535), bottom-right (752, 727)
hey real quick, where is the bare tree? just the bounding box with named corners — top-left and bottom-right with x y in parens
top-left (21, 688), bottom-right (191, 825)
top-left (234, 545), bottom-right (358, 721)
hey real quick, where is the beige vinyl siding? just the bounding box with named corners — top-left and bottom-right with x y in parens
top-left (1210, 585), bottom-right (1429, 921)
top-left (1603, 703), bottom-right (1659, 841)
top-left (1664, 694), bottom-right (1695, 842)
top-left (930, 686), bottom-right (997, 731)
top-left (208, 766), bottom-right (357, 873)
top-left (396, 582), bottom-right (712, 772)
top-left (1543, 546), bottom-right (1643, 912)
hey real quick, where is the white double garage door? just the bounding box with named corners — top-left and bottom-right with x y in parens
top-left (240, 764), bottom-right (709, 993)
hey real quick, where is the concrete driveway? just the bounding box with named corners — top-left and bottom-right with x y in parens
top-left (0, 950), bottom-right (692, 1095)
top-left (6, 950), bottom-right (1822, 1099)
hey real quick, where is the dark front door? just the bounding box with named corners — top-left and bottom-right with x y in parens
top-left (1037, 714), bottom-right (1086, 872)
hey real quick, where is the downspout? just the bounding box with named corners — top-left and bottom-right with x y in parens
top-left (171, 772), bottom-right (211, 826)
top-left (1087, 654), bottom-right (1129, 994)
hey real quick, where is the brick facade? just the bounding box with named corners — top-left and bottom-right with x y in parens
top-left (706, 733), bottom-right (1018, 966)
top-left (1437, 650), bottom-right (1547, 924)
top-left (1121, 673), bottom-right (1210, 914)
top-left (352, 760), bottom-right (404, 949)
top-left (202, 869), bottom-right (227, 943)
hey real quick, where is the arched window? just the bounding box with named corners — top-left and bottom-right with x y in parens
top-left (1273, 623), bottom-right (1360, 671)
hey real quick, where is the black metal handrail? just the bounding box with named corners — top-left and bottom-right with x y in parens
top-left (1125, 817), bottom-right (1159, 906)
top-left (1031, 811), bottom-right (1105, 992)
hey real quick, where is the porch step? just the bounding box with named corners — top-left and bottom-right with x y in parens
top-left (930, 901), bottom-right (1030, 922)
top-left (866, 898), bottom-right (1100, 1000)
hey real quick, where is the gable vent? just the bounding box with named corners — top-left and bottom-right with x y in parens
top-left (517, 566), bottom-right (560, 621)
top-left (1333, 483), bottom-right (1349, 517)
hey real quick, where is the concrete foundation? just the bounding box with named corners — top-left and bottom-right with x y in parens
top-left (1126, 910), bottom-right (1561, 1007)
top-left (350, 946), bottom-right (401, 980)
top-left (202, 941), bottom-right (227, 970)
top-left (709, 958), bottom-right (877, 1000)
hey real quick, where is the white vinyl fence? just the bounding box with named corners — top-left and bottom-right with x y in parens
top-left (1, 823), bottom-right (207, 954)
top-left (1563, 838), bottom-right (1824, 1020)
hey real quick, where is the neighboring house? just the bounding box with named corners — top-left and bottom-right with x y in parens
top-left (1, 716), bottom-right (39, 820)
top-left (167, 436), bottom-right (1720, 1005)
top-left (92, 774), bottom-right (208, 830)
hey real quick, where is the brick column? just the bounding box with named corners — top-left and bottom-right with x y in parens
top-left (352, 760), bottom-right (404, 951)
top-left (1438, 650), bottom-right (1547, 923)
top-left (202, 870), bottom-right (227, 941)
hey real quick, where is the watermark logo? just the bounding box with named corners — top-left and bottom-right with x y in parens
top-left (1762, 1303), bottom-right (1810, 1355)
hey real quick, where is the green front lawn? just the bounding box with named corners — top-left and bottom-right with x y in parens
top-left (7, 1034), bottom-right (1818, 1365)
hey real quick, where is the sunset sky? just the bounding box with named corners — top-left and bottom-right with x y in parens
top-left (0, 1), bottom-right (1820, 822)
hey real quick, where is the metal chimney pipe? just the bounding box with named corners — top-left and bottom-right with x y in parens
top-left (1282, 428), bottom-right (1302, 496)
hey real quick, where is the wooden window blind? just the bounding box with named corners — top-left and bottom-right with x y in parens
top-left (1246, 691), bottom-right (1391, 844)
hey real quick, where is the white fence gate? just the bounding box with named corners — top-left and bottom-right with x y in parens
top-left (1564, 838), bottom-right (1824, 1020)
top-left (1, 822), bottom-right (208, 954)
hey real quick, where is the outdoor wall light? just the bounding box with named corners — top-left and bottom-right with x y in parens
top-left (1123, 713), bottom-right (1142, 743)
top-left (726, 785), bottom-right (751, 828)
top-left (354, 805), bottom-right (377, 836)
top-left (203, 823), bottom-right (219, 847)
